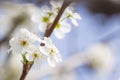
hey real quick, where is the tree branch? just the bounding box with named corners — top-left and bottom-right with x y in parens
top-left (20, 62), bottom-right (34, 80)
top-left (44, 0), bottom-right (73, 37)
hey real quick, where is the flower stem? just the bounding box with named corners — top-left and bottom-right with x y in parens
top-left (20, 54), bottom-right (34, 80)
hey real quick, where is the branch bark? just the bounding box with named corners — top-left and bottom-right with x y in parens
top-left (20, 62), bottom-right (34, 80)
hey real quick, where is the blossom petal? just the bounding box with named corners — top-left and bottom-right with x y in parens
top-left (40, 46), bottom-right (49, 55)
top-left (26, 53), bottom-right (34, 61)
top-left (54, 53), bottom-right (62, 63)
top-left (44, 37), bottom-right (53, 47)
top-left (71, 18), bottom-right (79, 26)
top-left (74, 13), bottom-right (82, 20)
top-left (50, 0), bottom-right (63, 8)
top-left (47, 56), bottom-right (56, 67)
top-left (39, 23), bottom-right (47, 32)
top-left (54, 29), bottom-right (65, 39)
top-left (60, 22), bottom-right (71, 33)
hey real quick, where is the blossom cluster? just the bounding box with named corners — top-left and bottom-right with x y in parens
top-left (31, 0), bottom-right (81, 39)
top-left (8, 0), bottom-right (81, 68)
top-left (9, 28), bottom-right (62, 67)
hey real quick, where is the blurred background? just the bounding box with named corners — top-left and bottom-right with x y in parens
top-left (0, 0), bottom-right (120, 80)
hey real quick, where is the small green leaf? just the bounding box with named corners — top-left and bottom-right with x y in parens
top-left (21, 53), bottom-right (28, 65)
top-left (21, 53), bottom-right (34, 65)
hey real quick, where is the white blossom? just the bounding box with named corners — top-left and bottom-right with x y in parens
top-left (31, 6), bottom-right (55, 32)
top-left (9, 28), bottom-right (40, 54)
top-left (26, 46), bottom-right (46, 61)
top-left (50, 0), bottom-right (81, 26)
top-left (54, 21), bottom-right (71, 39)
top-left (40, 37), bottom-right (62, 67)
top-left (66, 9), bottom-right (82, 26)
top-left (50, 0), bottom-right (63, 12)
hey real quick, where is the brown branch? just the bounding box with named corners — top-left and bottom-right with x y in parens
top-left (44, 0), bottom-right (73, 37)
top-left (20, 62), bottom-right (34, 80)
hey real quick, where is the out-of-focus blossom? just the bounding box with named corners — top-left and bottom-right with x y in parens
top-left (0, 14), bottom-right (12, 40)
top-left (53, 70), bottom-right (77, 80)
top-left (0, 3), bottom-right (43, 33)
top-left (85, 44), bottom-right (115, 75)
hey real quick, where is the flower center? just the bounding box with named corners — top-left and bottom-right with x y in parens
top-left (56, 7), bottom-right (60, 12)
top-left (56, 23), bottom-right (61, 29)
top-left (33, 53), bottom-right (39, 59)
top-left (68, 14), bottom-right (73, 18)
top-left (47, 12), bottom-right (54, 16)
top-left (89, 58), bottom-right (103, 70)
top-left (20, 40), bottom-right (28, 47)
top-left (42, 16), bottom-right (50, 23)
top-left (50, 49), bottom-right (54, 55)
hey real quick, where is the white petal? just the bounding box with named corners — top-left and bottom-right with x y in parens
top-left (73, 13), bottom-right (82, 20)
top-left (40, 46), bottom-right (49, 55)
top-left (9, 37), bottom-right (15, 46)
top-left (44, 37), bottom-right (53, 47)
top-left (33, 58), bottom-right (41, 69)
top-left (50, 0), bottom-right (57, 7)
top-left (41, 6), bottom-right (51, 12)
top-left (60, 22), bottom-right (71, 33)
top-left (54, 53), bottom-right (62, 63)
top-left (54, 29), bottom-right (65, 39)
top-left (9, 38), bottom-right (23, 54)
top-left (53, 45), bottom-right (59, 53)
top-left (39, 23), bottom-right (47, 32)
top-left (26, 53), bottom-right (34, 61)
top-left (9, 28), bottom-right (41, 54)
top-left (47, 56), bottom-right (56, 67)
top-left (71, 18), bottom-right (79, 26)
top-left (50, 0), bottom-right (63, 8)
top-left (31, 14), bottom-right (40, 23)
